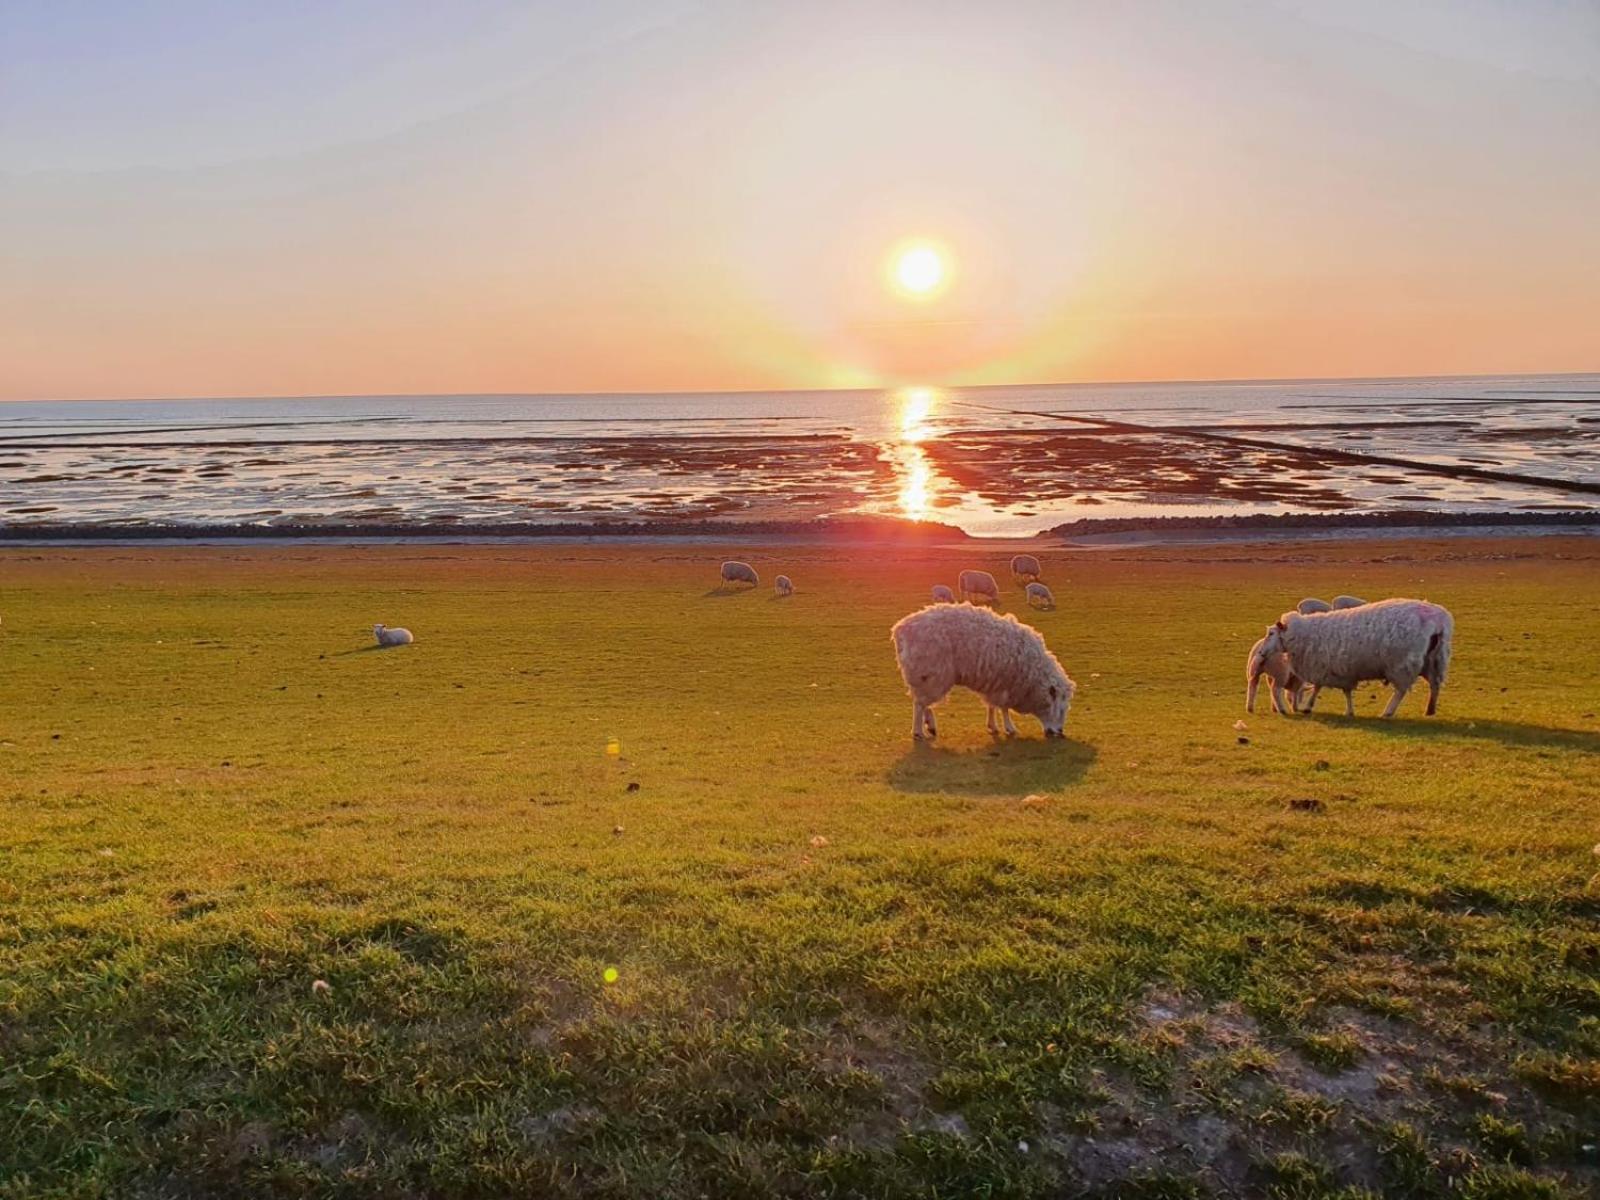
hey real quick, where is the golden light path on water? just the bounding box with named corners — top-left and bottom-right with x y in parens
top-left (892, 386), bottom-right (941, 521)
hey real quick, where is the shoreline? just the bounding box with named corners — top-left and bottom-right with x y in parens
top-left (3, 510), bottom-right (1598, 550)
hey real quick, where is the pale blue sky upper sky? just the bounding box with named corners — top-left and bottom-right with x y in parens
top-left (3, 1), bottom-right (1597, 399)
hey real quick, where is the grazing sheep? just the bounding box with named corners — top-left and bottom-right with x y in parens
top-left (374, 624), bottom-right (414, 648)
top-left (1297, 597), bottom-right (1332, 614)
top-left (891, 603), bottom-right (1075, 740)
top-left (958, 569), bottom-right (1001, 605)
top-left (1025, 582), bottom-right (1055, 610)
top-left (1331, 594), bottom-right (1366, 609)
top-left (1010, 554), bottom-right (1043, 583)
top-left (1245, 635), bottom-right (1305, 714)
top-left (720, 560), bottom-right (759, 589)
top-left (930, 584), bottom-right (957, 604)
top-left (774, 574), bottom-right (794, 596)
top-left (1260, 598), bottom-right (1453, 718)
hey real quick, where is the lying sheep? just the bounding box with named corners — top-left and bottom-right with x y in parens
top-left (1260, 598), bottom-right (1453, 718)
top-left (1245, 635), bottom-right (1304, 714)
top-left (958, 569), bottom-right (1001, 605)
top-left (930, 584), bottom-right (957, 604)
top-left (1297, 597), bottom-right (1332, 614)
top-left (374, 624), bottom-right (414, 648)
top-left (1010, 554), bottom-right (1043, 583)
top-left (1025, 582), bottom-right (1055, 610)
top-left (891, 603), bottom-right (1075, 740)
top-left (774, 575), bottom-right (794, 597)
top-left (720, 560), bottom-right (759, 589)
top-left (1331, 595), bottom-right (1366, 609)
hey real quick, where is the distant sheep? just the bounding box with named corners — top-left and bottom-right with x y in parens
top-left (1245, 635), bottom-right (1304, 714)
top-left (374, 624), bottom-right (414, 648)
top-left (774, 575), bottom-right (794, 596)
top-left (891, 603), bottom-right (1075, 740)
top-left (930, 584), bottom-right (957, 604)
top-left (1010, 554), bottom-right (1043, 583)
top-left (1297, 597), bottom-right (1332, 614)
top-left (720, 561), bottom-right (759, 589)
top-left (1025, 582), bottom-right (1055, 610)
top-left (1331, 595), bottom-right (1366, 609)
top-left (1260, 598), bottom-right (1453, 718)
top-left (958, 569), bottom-right (1001, 605)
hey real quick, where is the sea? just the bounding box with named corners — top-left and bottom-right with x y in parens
top-left (2, 374), bottom-right (1596, 537)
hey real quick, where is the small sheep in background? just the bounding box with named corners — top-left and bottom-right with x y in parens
top-left (1261, 598), bottom-right (1453, 718)
top-left (1245, 635), bottom-right (1304, 714)
top-left (774, 575), bottom-right (794, 597)
top-left (1010, 554), bottom-right (1043, 583)
top-left (1025, 582), bottom-right (1055, 610)
top-left (958, 569), bottom-right (1001, 605)
top-left (374, 624), bottom-right (414, 648)
top-left (891, 603), bottom-right (1075, 740)
top-left (720, 560), bottom-right (759, 589)
top-left (1297, 597), bottom-right (1332, 614)
top-left (930, 584), bottom-right (956, 604)
top-left (1331, 595), bottom-right (1366, 609)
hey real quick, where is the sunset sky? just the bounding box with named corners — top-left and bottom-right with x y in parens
top-left (3, 0), bottom-right (1598, 401)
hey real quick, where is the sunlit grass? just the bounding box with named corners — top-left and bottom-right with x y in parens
top-left (1, 539), bottom-right (1597, 1198)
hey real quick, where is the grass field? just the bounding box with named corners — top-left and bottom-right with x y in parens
top-left (2, 537), bottom-right (1598, 1199)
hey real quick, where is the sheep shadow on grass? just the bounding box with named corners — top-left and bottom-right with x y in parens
top-left (888, 736), bottom-right (1096, 797)
top-left (1346, 715), bottom-right (1600, 754)
top-left (703, 586), bottom-right (759, 598)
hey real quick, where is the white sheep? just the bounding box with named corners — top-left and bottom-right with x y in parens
top-left (1260, 598), bottom-right (1453, 718)
top-left (1331, 595), bottom-right (1366, 609)
top-left (1297, 597), bottom-right (1332, 614)
top-left (1245, 635), bottom-right (1304, 714)
top-left (720, 560), bottom-right (759, 589)
top-left (774, 575), bottom-right (794, 596)
top-left (930, 584), bottom-right (957, 604)
top-left (374, 624), bottom-right (414, 648)
top-left (1010, 554), bottom-right (1043, 583)
top-left (958, 569), bottom-right (1001, 605)
top-left (1025, 582), bottom-right (1055, 610)
top-left (891, 603), bottom-right (1075, 740)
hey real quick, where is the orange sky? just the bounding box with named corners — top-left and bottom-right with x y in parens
top-left (3, 2), bottom-right (1597, 400)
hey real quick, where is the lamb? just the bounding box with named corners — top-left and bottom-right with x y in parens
top-left (958, 569), bottom-right (1001, 605)
top-left (1259, 598), bottom-right (1453, 718)
top-left (774, 574), bottom-right (794, 596)
top-left (1010, 554), bottom-right (1043, 583)
top-left (1297, 597), bottom-right (1332, 614)
top-left (891, 603), bottom-right (1075, 740)
top-left (930, 584), bottom-right (957, 604)
top-left (1331, 595), bottom-right (1366, 609)
top-left (374, 624), bottom-right (414, 648)
top-left (720, 560), bottom-right (759, 589)
top-left (1245, 635), bottom-right (1305, 714)
top-left (1025, 582), bottom-right (1055, 610)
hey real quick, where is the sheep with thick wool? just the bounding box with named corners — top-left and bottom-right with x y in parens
top-left (930, 584), bottom-right (956, 604)
top-left (1025, 582), bottom-right (1055, 610)
top-left (374, 624), bottom-right (414, 647)
top-left (774, 575), bottom-right (794, 597)
top-left (1297, 597), bottom-right (1332, 614)
top-left (720, 560), bottom-right (759, 589)
top-left (891, 604), bottom-right (1075, 740)
top-left (1245, 635), bottom-right (1304, 714)
top-left (1259, 598), bottom-right (1453, 718)
top-left (1331, 594), bottom-right (1366, 609)
top-left (1010, 554), bottom-right (1043, 583)
top-left (958, 569), bottom-right (1001, 605)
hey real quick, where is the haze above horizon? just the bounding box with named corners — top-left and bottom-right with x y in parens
top-left (3, 0), bottom-right (1598, 401)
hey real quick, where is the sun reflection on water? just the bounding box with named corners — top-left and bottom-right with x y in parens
top-left (892, 387), bottom-right (942, 520)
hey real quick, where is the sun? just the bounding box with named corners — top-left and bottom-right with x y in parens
top-left (888, 241), bottom-right (949, 298)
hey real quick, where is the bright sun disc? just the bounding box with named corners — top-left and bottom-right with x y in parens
top-left (893, 245), bottom-right (945, 295)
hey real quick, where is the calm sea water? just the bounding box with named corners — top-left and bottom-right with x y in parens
top-left (2, 374), bottom-right (1596, 536)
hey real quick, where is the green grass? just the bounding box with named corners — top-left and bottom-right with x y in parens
top-left (2, 539), bottom-right (1598, 1198)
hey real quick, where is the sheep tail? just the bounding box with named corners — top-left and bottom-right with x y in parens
top-left (1424, 625), bottom-right (1451, 687)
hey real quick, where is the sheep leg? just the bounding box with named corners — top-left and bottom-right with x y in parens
top-left (1381, 682), bottom-right (1411, 719)
top-left (1343, 689), bottom-right (1355, 717)
top-left (1304, 685), bottom-right (1321, 713)
top-left (912, 701), bottom-right (927, 740)
top-left (1425, 676), bottom-right (1440, 716)
top-left (1003, 710), bottom-right (1018, 737)
top-left (1246, 675), bottom-right (1258, 713)
top-left (1270, 679), bottom-right (1289, 715)
top-left (986, 706), bottom-right (1000, 736)
top-left (924, 706), bottom-right (937, 737)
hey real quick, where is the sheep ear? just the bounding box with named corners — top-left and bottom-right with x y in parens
top-left (1048, 684), bottom-right (1058, 698)
top-left (1273, 620), bottom-right (1286, 632)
